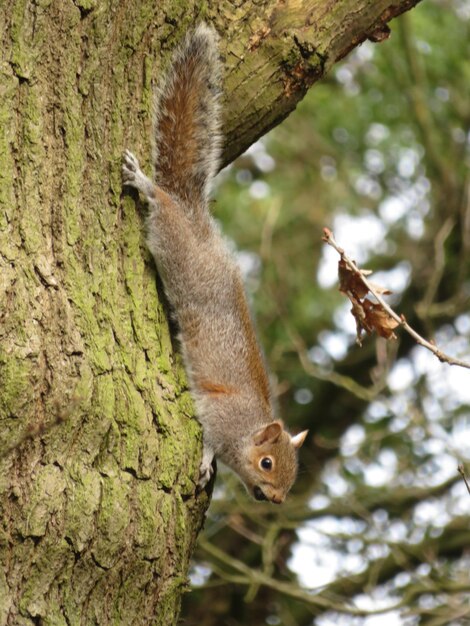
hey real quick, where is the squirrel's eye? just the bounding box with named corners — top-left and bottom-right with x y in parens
top-left (260, 457), bottom-right (273, 471)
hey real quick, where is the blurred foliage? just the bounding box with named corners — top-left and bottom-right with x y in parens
top-left (182, 1), bottom-right (470, 625)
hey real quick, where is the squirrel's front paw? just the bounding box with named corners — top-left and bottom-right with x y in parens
top-left (198, 445), bottom-right (215, 490)
top-left (198, 462), bottom-right (214, 490)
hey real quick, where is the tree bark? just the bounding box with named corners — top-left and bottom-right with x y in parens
top-left (0, 1), bottom-right (421, 624)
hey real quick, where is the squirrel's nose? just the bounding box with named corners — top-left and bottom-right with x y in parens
top-left (270, 494), bottom-right (284, 505)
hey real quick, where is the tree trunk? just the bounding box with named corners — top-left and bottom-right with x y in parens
top-left (0, 1), bottom-right (421, 624)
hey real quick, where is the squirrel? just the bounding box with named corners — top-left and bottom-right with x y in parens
top-left (122, 23), bottom-right (308, 504)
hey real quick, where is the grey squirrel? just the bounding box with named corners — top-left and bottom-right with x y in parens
top-left (122, 24), bottom-right (308, 503)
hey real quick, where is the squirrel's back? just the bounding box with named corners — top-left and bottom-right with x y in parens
top-left (152, 24), bottom-right (222, 207)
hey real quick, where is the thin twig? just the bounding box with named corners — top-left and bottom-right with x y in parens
top-left (285, 321), bottom-right (387, 401)
top-left (322, 228), bottom-right (470, 370)
top-left (198, 537), bottom-right (459, 617)
top-left (198, 537), bottom-right (403, 616)
top-left (416, 216), bottom-right (455, 319)
top-left (457, 464), bottom-right (470, 496)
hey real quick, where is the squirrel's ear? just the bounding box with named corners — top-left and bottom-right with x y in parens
top-left (291, 430), bottom-right (308, 449)
top-left (253, 421), bottom-right (283, 446)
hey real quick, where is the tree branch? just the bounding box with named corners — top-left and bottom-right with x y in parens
top-left (322, 228), bottom-right (470, 370)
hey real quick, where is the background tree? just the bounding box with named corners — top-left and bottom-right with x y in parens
top-left (183, 1), bottom-right (470, 625)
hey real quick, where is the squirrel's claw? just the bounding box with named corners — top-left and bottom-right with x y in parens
top-left (122, 149), bottom-right (139, 184)
top-left (198, 463), bottom-right (214, 490)
top-left (198, 445), bottom-right (215, 490)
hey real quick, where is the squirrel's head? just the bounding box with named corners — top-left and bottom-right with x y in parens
top-left (240, 421), bottom-right (308, 504)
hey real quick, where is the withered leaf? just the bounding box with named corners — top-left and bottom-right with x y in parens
top-left (336, 255), bottom-right (398, 343)
top-left (349, 296), bottom-right (367, 345)
top-left (362, 300), bottom-right (399, 340)
top-left (338, 259), bottom-right (368, 300)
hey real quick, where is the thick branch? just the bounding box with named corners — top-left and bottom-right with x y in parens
top-left (217, 0), bottom-right (424, 164)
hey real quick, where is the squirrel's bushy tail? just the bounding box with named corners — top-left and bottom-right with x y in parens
top-left (152, 23), bottom-right (222, 206)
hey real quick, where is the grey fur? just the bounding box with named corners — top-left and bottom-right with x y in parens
top-left (122, 25), bottom-right (308, 502)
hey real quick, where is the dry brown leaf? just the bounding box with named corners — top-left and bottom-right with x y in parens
top-left (349, 296), bottom-right (367, 345)
top-left (338, 259), bottom-right (368, 300)
top-left (337, 258), bottom-right (396, 342)
top-left (362, 300), bottom-right (399, 340)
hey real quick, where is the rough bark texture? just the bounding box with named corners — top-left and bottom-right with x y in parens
top-left (0, 1), bottom-right (421, 624)
top-left (218, 0), bottom-right (422, 164)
